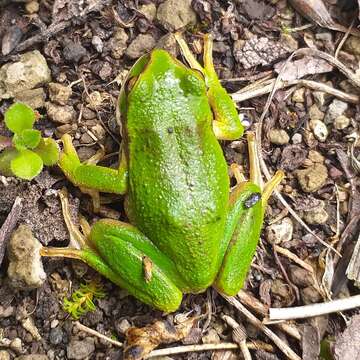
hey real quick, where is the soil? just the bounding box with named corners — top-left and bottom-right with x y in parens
top-left (1, 1), bottom-right (360, 359)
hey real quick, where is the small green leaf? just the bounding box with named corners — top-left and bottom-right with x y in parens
top-left (12, 134), bottom-right (27, 151)
top-left (10, 149), bottom-right (43, 180)
top-left (34, 138), bottom-right (59, 165)
top-left (4, 103), bottom-right (36, 134)
top-left (21, 129), bottom-right (41, 149)
top-left (0, 148), bottom-right (19, 176)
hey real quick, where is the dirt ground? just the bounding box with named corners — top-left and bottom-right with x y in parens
top-left (1, 0), bottom-right (360, 359)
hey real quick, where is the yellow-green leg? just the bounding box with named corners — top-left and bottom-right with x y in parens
top-left (214, 133), bottom-right (284, 295)
top-left (59, 134), bottom-right (128, 211)
top-left (175, 33), bottom-right (244, 140)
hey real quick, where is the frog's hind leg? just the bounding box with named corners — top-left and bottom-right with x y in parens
top-left (214, 133), bottom-right (284, 295)
top-left (41, 189), bottom-right (185, 312)
top-left (59, 134), bottom-right (128, 211)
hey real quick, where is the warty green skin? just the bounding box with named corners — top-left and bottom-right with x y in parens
top-left (123, 50), bottom-right (230, 292)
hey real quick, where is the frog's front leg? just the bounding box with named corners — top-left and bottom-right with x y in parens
top-left (175, 33), bottom-right (243, 140)
top-left (214, 133), bottom-right (284, 295)
top-left (59, 134), bottom-right (128, 211)
top-left (41, 190), bottom-right (187, 312)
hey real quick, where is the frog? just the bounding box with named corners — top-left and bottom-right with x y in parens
top-left (40, 34), bottom-right (283, 312)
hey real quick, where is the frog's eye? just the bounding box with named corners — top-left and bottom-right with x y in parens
top-left (244, 193), bottom-right (261, 208)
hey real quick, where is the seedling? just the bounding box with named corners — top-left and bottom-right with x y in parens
top-left (0, 103), bottom-right (59, 180)
top-left (63, 281), bottom-right (107, 319)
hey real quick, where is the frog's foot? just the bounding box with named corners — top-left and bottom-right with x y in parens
top-left (245, 132), bottom-right (284, 207)
top-left (175, 33), bottom-right (244, 140)
top-left (59, 134), bottom-right (128, 212)
top-left (39, 188), bottom-right (92, 261)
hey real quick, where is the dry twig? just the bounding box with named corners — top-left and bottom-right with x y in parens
top-left (232, 78), bottom-right (359, 104)
top-left (237, 290), bottom-right (301, 340)
top-left (222, 315), bottom-right (252, 360)
top-left (222, 294), bottom-right (301, 360)
top-left (269, 294), bottom-right (360, 321)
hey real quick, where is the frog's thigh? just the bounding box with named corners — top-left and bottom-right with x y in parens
top-left (59, 134), bottom-right (128, 195)
top-left (214, 182), bottom-right (263, 296)
top-left (89, 219), bottom-right (186, 312)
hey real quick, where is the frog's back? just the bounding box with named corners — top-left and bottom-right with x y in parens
top-left (124, 50), bottom-right (229, 292)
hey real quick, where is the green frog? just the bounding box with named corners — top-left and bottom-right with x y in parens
top-left (41, 34), bottom-right (283, 312)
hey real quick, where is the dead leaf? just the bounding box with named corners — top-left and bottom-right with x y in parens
top-left (124, 317), bottom-right (197, 360)
top-left (334, 314), bottom-right (360, 359)
top-left (274, 56), bottom-right (333, 81)
top-left (289, 0), bottom-right (360, 37)
top-left (234, 36), bottom-right (296, 69)
top-left (0, 197), bottom-right (22, 266)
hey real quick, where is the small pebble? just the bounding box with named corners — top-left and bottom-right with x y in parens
top-left (115, 319), bottom-right (131, 335)
top-left (50, 319), bottom-right (59, 329)
top-left (268, 129), bottom-right (290, 145)
top-left (25, 0), bottom-right (39, 14)
top-left (302, 200), bottom-right (329, 225)
top-left (334, 115), bottom-right (350, 130)
top-left (310, 119), bottom-right (328, 142)
top-left (45, 102), bottom-right (76, 124)
top-left (91, 35), bottom-right (103, 53)
top-left (86, 91), bottom-right (103, 109)
top-left (157, 0), bottom-right (197, 31)
top-left (48, 83), bottom-right (72, 105)
top-left (291, 133), bottom-right (302, 144)
top-left (308, 150), bottom-right (324, 163)
top-left (292, 88), bottom-right (305, 103)
top-left (296, 163), bottom-right (328, 193)
top-left (125, 34), bottom-right (156, 59)
top-left (49, 327), bottom-right (64, 345)
top-left (324, 99), bottom-right (348, 124)
top-left (67, 338), bottom-right (95, 360)
top-left (9, 338), bottom-right (22, 354)
top-left (7, 225), bottom-right (46, 289)
top-left (303, 207), bottom-right (329, 225)
top-left (63, 41), bottom-right (87, 63)
top-left (109, 28), bottom-right (128, 59)
top-left (139, 3), bottom-right (157, 21)
top-left (312, 91), bottom-right (326, 108)
top-left (265, 217), bottom-right (293, 244)
top-left (309, 104), bottom-right (324, 121)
